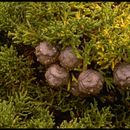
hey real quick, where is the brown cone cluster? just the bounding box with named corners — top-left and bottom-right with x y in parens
top-left (35, 42), bottom-right (130, 96)
top-left (35, 42), bottom-right (105, 95)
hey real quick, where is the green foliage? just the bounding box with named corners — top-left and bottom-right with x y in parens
top-left (0, 45), bottom-right (35, 96)
top-left (4, 2), bottom-right (130, 71)
top-left (92, 2), bottom-right (130, 70)
top-left (12, 88), bottom-right (35, 118)
top-left (11, 89), bottom-right (55, 128)
top-left (0, 2), bottom-right (130, 128)
top-left (25, 106), bottom-right (55, 128)
top-left (0, 2), bottom-right (27, 31)
top-left (0, 88), bottom-right (55, 128)
top-left (59, 100), bottom-right (114, 128)
top-left (0, 99), bottom-right (15, 128)
top-left (59, 118), bottom-right (80, 128)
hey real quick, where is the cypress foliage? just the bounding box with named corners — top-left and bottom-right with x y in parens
top-left (0, 2), bottom-right (130, 128)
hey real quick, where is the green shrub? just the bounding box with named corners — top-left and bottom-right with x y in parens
top-left (11, 89), bottom-right (55, 128)
top-left (0, 89), bottom-right (55, 128)
top-left (59, 100), bottom-right (114, 128)
top-left (0, 99), bottom-right (15, 128)
top-left (0, 2), bottom-right (130, 128)
top-left (4, 2), bottom-right (130, 71)
top-left (25, 106), bottom-right (55, 128)
top-left (0, 45), bottom-right (35, 97)
top-left (0, 2), bottom-right (27, 31)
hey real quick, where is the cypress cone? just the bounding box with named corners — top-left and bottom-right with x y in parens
top-left (59, 46), bottom-right (82, 70)
top-left (45, 64), bottom-right (70, 88)
top-left (35, 42), bottom-right (59, 65)
top-left (113, 63), bottom-right (130, 90)
top-left (78, 69), bottom-right (104, 96)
